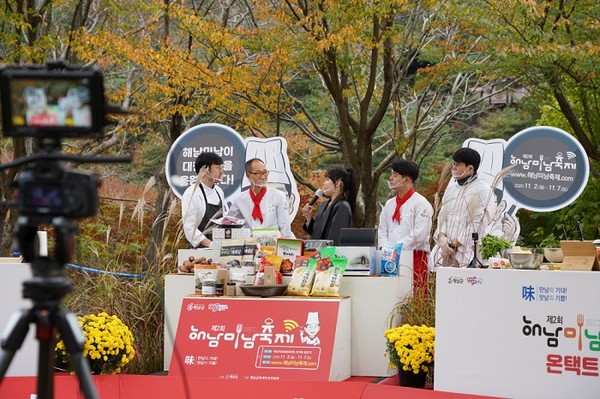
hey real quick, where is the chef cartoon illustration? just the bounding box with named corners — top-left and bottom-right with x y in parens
top-left (300, 312), bottom-right (321, 346)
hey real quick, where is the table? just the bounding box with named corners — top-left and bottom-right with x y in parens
top-left (164, 250), bottom-right (414, 376)
top-left (0, 262), bottom-right (38, 376)
top-left (435, 267), bottom-right (600, 398)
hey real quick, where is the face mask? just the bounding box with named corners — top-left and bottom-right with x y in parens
top-left (208, 172), bottom-right (222, 184)
top-left (387, 180), bottom-right (405, 190)
top-left (452, 170), bottom-right (470, 180)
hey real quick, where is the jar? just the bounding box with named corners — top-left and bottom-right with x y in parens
top-left (201, 278), bottom-right (216, 296)
top-left (215, 283), bottom-right (224, 296)
top-left (225, 282), bottom-right (236, 296)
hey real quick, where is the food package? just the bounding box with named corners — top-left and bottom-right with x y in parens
top-left (194, 264), bottom-right (218, 294)
top-left (286, 258), bottom-right (317, 296)
top-left (242, 237), bottom-right (259, 261)
top-left (380, 242), bottom-right (403, 276)
top-left (310, 257), bottom-right (348, 297)
top-left (220, 238), bottom-right (245, 267)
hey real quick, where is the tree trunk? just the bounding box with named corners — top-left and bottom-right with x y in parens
top-left (144, 169), bottom-right (171, 274)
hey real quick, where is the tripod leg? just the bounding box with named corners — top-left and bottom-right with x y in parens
top-left (53, 309), bottom-right (99, 399)
top-left (0, 309), bottom-right (34, 380)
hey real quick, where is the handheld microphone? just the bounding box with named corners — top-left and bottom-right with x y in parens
top-left (309, 189), bottom-right (324, 206)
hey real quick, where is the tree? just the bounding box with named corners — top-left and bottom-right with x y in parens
top-left (152, 0), bottom-right (512, 227)
top-left (457, 0), bottom-right (600, 173)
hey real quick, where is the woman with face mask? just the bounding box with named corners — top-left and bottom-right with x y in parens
top-left (301, 168), bottom-right (357, 245)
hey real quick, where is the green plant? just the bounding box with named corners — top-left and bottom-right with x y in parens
top-left (55, 312), bottom-right (135, 374)
top-left (480, 234), bottom-right (513, 260)
top-left (384, 324), bottom-right (435, 374)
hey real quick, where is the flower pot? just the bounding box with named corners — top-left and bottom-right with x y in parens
top-left (398, 367), bottom-right (427, 388)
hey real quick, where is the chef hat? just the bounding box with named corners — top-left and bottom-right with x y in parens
top-left (306, 312), bottom-right (320, 325)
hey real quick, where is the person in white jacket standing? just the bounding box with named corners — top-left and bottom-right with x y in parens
top-left (432, 148), bottom-right (496, 268)
top-left (227, 158), bottom-right (295, 238)
top-left (378, 160), bottom-right (433, 294)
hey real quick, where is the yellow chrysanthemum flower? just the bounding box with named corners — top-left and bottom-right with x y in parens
top-left (384, 324), bottom-right (435, 373)
top-left (54, 312), bottom-right (136, 375)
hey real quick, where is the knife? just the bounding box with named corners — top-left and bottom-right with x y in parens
top-left (561, 225), bottom-right (568, 240)
top-left (576, 221), bottom-right (584, 241)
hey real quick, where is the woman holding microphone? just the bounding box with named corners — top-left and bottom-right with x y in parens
top-left (301, 168), bottom-right (357, 245)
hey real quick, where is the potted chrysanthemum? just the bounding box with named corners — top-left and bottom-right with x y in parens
top-left (384, 324), bottom-right (435, 388)
top-left (55, 312), bottom-right (135, 374)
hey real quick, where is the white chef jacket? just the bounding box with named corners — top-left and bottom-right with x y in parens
top-left (432, 176), bottom-right (496, 267)
top-left (181, 182), bottom-right (226, 248)
top-left (227, 187), bottom-right (295, 238)
top-left (378, 192), bottom-right (433, 252)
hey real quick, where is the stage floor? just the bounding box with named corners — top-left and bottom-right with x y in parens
top-left (1, 374), bottom-right (503, 399)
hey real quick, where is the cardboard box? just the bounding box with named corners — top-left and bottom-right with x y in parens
top-left (177, 248), bottom-right (219, 273)
top-left (335, 246), bottom-right (375, 275)
top-left (559, 240), bottom-right (599, 271)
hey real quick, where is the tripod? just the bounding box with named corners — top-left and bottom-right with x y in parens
top-left (0, 217), bottom-right (98, 399)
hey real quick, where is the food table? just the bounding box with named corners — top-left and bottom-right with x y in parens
top-left (164, 250), bottom-right (414, 377)
top-left (435, 267), bottom-right (600, 399)
top-left (0, 262), bottom-right (38, 376)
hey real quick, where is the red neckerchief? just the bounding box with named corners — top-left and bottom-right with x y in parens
top-left (392, 187), bottom-right (415, 223)
top-left (250, 187), bottom-right (267, 223)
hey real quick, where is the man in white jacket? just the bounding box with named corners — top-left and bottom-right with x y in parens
top-left (433, 148), bottom-right (496, 268)
top-left (378, 160), bottom-right (433, 294)
top-left (227, 158), bottom-right (295, 238)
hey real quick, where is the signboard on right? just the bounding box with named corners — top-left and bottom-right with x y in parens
top-left (502, 126), bottom-right (590, 212)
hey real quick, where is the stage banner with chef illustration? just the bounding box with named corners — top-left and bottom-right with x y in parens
top-left (165, 123), bottom-right (300, 220)
top-left (464, 126), bottom-right (590, 241)
top-left (169, 297), bottom-right (349, 381)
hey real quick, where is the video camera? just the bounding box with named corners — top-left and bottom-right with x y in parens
top-left (0, 61), bottom-right (128, 223)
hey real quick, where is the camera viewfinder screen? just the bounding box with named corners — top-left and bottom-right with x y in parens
top-left (25, 184), bottom-right (63, 212)
top-left (8, 77), bottom-right (93, 129)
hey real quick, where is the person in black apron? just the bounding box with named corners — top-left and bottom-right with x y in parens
top-left (181, 152), bottom-right (225, 248)
top-left (301, 168), bottom-right (358, 245)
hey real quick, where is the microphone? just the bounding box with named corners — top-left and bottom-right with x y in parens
top-left (308, 189), bottom-right (324, 206)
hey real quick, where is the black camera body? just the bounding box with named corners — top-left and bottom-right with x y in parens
top-left (16, 162), bottom-right (98, 219)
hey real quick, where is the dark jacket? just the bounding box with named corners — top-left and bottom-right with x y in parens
top-left (303, 196), bottom-right (352, 245)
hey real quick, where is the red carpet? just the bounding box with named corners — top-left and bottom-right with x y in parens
top-left (1, 374), bottom-right (503, 399)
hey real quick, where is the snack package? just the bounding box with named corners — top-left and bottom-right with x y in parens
top-left (318, 246), bottom-right (337, 260)
top-left (380, 242), bottom-right (403, 276)
top-left (286, 258), bottom-right (317, 296)
top-left (310, 257), bottom-right (348, 297)
top-left (293, 255), bottom-right (309, 270)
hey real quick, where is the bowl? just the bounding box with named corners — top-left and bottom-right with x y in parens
top-left (543, 248), bottom-right (563, 263)
top-left (508, 253), bottom-right (543, 269)
top-left (239, 284), bottom-right (288, 297)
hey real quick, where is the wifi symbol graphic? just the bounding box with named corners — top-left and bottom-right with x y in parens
top-left (283, 319), bottom-right (299, 332)
top-left (566, 151), bottom-right (576, 160)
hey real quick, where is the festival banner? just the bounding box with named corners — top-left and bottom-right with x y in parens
top-left (170, 296), bottom-right (348, 381)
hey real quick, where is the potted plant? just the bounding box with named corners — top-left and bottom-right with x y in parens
top-left (55, 312), bottom-right (136, 374)
top-left (480, 234), bottom-right (514, 260)
top-left (384, 324), bottom-right (435, 388)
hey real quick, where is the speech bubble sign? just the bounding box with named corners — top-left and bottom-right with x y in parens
top-left (502, 126), bottom-right (589, 212)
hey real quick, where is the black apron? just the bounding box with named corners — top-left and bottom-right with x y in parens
top-left (194, 184), bottom-right (223, 248)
